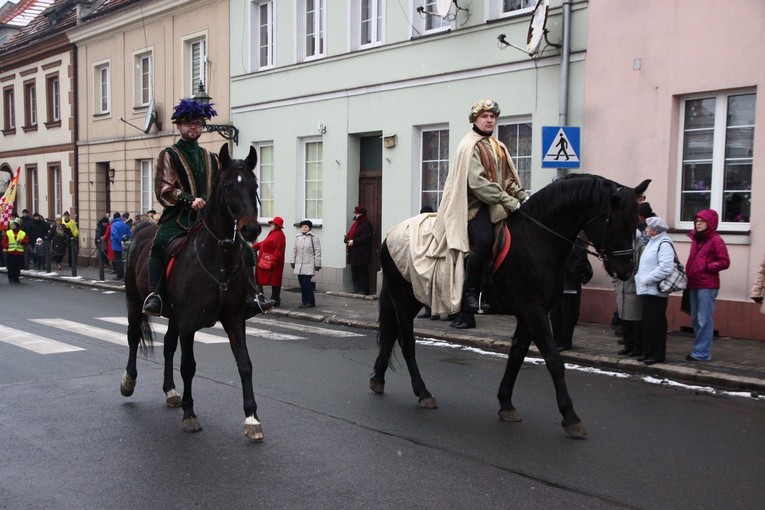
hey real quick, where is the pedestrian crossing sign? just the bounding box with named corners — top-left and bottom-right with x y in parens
top-left (542, 126), bottom-right (580, 168)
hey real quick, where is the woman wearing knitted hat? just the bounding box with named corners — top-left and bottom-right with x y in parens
top-left (634, 216), bottom-right (675, 365)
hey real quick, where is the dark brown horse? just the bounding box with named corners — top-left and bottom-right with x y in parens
top-left (371, 174), bottom-right (650, 437)
top-left (121, 144), bottom-right (265, 441)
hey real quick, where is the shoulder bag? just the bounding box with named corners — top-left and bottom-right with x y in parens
top-left (658, 241), bottom-right (687, 293)
top-left (257, 252), bottom-right (275, 271)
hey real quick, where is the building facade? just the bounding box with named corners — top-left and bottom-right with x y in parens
top-left (581, 0), bottom-right (764, 340)
top-left (229, 0), bottom-right (587, 292)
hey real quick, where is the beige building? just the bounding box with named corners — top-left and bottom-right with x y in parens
top-left (67, 0), bottom-right (232, 260)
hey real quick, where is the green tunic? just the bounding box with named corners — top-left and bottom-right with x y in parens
top-left (151, 139), bottom-right (218, 256)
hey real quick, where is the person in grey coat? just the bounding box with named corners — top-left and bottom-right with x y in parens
top-left (291, 220), bottom-right (322, 308)
top-left (615, 230), bottom-right (645, 357)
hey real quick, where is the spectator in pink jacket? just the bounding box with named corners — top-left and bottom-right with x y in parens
top-left (684, 209), bottom-right (730, 361)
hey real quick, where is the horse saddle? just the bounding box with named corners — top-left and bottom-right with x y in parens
top-left (163, 224), bottom-right (202, 279)
top-left (491, 223), bottom-right (512, 273)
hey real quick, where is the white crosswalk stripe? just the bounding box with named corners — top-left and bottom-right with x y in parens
top-left (0, 325), bottom-right (85, 354)
top-left (97, 317), bottom-right (305, 342)
top-left (256, 317), bottom-right (363, 337)
top-left (31, 319), bottom-right (154, 346)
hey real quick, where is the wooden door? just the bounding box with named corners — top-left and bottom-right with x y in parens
top-left (359, 135), bottom-right (382, 293)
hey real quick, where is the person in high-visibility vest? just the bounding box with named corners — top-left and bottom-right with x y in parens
top-left (2, 219), bottom-right (29, 283)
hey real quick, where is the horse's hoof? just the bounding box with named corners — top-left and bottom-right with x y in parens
top-left (244, 417), bottom-right (264, 442)
top-left (120, 372), bottom-right (136, 397)
top-left (563, 421), bottom-right (587, 438)
top-left (182, 417), bottom-right (202, 433)
top-left (165, 389), bottom-right (181, 408)
top-left (418, 396), bottom-right (438, 409)
top-left (498, 409), bottom-right (522, 422)
top-left (369, 379), bottom-right (385, 395)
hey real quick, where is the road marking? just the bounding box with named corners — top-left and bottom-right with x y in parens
top-left (0, 325), bottom-right (85, 354)
top-left (96, 317), bottom-right (304, 342)
top-left (255, 317), bottom-right (363, 337)
top-left (29, 319), bottom-right (162, 346)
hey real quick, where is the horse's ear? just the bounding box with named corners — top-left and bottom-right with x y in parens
top-left (246, 145), bottom-right (258, 170)
top-left (634, 179), bottom-right (651, 197)
top-left (218, 143), bottom-right (231, 170)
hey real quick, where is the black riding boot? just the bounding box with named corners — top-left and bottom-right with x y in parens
top-left (462, 253), bottom-right (490, 313)
top-left (271, 286), bottom-right (281, 307)
top-left (143, 254), bottom-right (164, 316)
top-left (244, 274), bottom-right (276, 319)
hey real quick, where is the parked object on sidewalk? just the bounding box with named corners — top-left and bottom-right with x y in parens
top-left (371, 174), bottom-right (650, 437)
top-left (121, 144), bottom-right (268, 442)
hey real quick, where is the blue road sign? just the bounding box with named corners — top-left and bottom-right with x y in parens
top-left (542, 126), bottom-right (580, 169)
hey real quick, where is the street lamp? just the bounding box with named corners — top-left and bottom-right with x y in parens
top-left (193, 81), bottom-right (240, 145)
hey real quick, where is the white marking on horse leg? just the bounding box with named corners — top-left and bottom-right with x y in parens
top-left (244, 416), bottom-right (261, 426)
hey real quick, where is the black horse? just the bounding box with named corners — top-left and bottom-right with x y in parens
top-left (121, 144), bottom-right (265, 441)
top-left (370, 174), bottom-right (650, 437)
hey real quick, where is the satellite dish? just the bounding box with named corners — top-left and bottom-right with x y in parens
top-left (526, 0), bottom-right (549, 56)
top-left (435, 0), bottom-right (452, 17)
top-left (143, 99), bottom-right (160, 133)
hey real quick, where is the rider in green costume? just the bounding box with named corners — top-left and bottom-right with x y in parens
top-left (142, 98), bottom-right (273, 317)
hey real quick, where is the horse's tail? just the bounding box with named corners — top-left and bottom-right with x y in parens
top-left (138, 314), bottom-right (154, 357)
top-left (377, 242), bottom-right (400, 368)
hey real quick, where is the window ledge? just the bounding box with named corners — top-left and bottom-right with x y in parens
top-left (2, 128), bottom-right (16, 136)
top-left (44, 120), bottom-right (61, 129)
top-left (93, 112), bottom-right (110, 119)
top-left (22, 124), bottom-right (38, 133)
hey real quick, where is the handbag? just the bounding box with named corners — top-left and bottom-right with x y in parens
top-left (257, 252), bottom-right (274, 271)
top-left (658, 241), bottom-right (687, 293)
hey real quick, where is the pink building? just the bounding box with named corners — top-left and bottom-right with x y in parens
top-left (580, 0), bottom-right (765, 340)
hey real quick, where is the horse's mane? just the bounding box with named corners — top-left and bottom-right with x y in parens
top-left (522, 173), bottom-right (621, 221)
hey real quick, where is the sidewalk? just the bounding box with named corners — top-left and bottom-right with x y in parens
top-left (7, 264), bottom-right (765, 395)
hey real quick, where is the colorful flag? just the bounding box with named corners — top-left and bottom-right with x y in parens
top-left (0, 167), bottom-right (21, 230)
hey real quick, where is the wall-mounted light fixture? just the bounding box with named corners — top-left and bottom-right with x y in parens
top-left (193, 82), bottom-right (240, 145)
top-left (108, 168), bottom-right (116, 184)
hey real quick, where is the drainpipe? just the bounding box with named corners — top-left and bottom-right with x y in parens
top-left (557, 0), bottom-right (572, 179)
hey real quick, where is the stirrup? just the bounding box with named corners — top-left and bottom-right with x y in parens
top-left (143, 292), bottom-right (163, 317)
top-left (244, 292), bottom-right (276, 319)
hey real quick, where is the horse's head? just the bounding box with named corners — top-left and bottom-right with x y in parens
top-left (215, 143), bottom-right (262, 242)
top-left (582, 178), bottom-right (651, 280)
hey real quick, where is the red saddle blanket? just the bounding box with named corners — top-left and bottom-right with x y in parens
top-left (491, 223), bottom-right (512, 273)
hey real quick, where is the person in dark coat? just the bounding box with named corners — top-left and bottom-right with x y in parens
top-left (27, 212), bottom-right (50, 267)
top-left (48, 215), bottom-right (72, 270)
top-left (18, 209), bottom-right (34, 269)
top-left (252, 216), bottom-right (287, 307)
top-left (94, 215), bottom-right (110, 270)
top-left (550, 238), bottom-right (591, 351)
top-left (345, 205), bottom-right (374, 294)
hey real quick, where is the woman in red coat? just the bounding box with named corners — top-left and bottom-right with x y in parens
top-left (253, 216), bottom-right (287, 306)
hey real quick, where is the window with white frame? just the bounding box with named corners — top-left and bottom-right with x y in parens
top-left (420, 126), bottom-right (450, 211)
top-left (351, 0), bottom-right (383, 50)
top-left (46, 74), bottom-right (60, 124)
top-left (252, 0), bottom-right (275, 70)
top-left (140, 159), bottom-right (153, 213)
top-left (26, 165), bottom-right (38, 214)
top-left (495, 0), bottom-right (535, 19)
top-left (94, 63), bottom-right (110, 114)
top-left (497, 119), bottom-right (533, 191)
top-left (678, 91), bottom-right (755, 228)
top-left (413, 0), bottom-right (451, 36)
top-left (3, 86), bottom-right (15, 130)
top-left (257, 143), bottom-right (275, 218)
top-left (24, 80), bottom-right (36, 127)
top-left (298, 0), bottom-right (325, 61)
top-left (303, 138), bottom-right (323, 220)
top-left (49, 163), bottom-right (62, 219)
top-left (135, 51), bottom-right (152, 106)
top-left (186, 37), bottom-right (207, 95)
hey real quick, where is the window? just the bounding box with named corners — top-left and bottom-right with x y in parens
top-left (94, 63), bottom-right (110, 114)
top-left (48, 163), bottom-right (62, 219)
top-left (678, 91), bottom-right (755, 228)
top-left (135, 52), bottom-right (152, 106)
top-left (187, 37), bottom-right (207, 95)
top-left (298, 0), bottom-right (325, 61)
top-left (303, 139), bottom-right (323, 220)
top-left (26, 165), bottom-right (38, 214)
top-left (46, 74), bottom-right (60, 125)
top-left (252, 1), bottom-right (275, 70)
top-left (140, 160), bottom-right (153, 213)
top-left (258, 143), bottom-right (275, 218)
top-left (351, 0), bottom-right (383, 50)
top-left (497, 120), bottom-right (533, 191)
top-left (420, 127), bottom-right (449, 211)
top-left (498, 0), bottom-right (535, 17)
top-left (2, 86), bottom-right (14, 132)
top-left (23, 80), bottom-right (36, 129)
top-left (413, 0), bottom-right (451, 36)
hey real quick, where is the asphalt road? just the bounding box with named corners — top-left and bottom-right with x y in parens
top-left (1, 278), bottom-right (763, 509)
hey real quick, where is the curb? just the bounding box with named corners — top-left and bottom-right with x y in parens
top-left (12, 268), bottom-right (764, 395)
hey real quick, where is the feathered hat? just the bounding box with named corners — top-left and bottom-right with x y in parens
top-left (171, 98), bottom-right (218, 124)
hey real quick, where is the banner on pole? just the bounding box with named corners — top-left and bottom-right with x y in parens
top-left (0, 167), bottom-right (21, 230)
